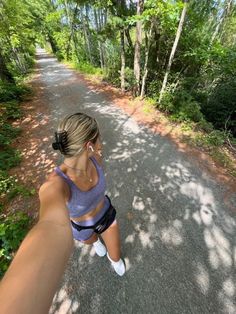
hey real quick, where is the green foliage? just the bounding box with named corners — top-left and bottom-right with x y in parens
top-left (73, 61), bottom-right (103, 75)
top-left (202, 77), bottom-right (236, 136)
top-left (157, 90), bottom-right (175, 113)
top-left (0, 148), bottom-right (21, 171)
top-left (195, 119), bottom-right (214, 133)
top-left (7, 186), bottom-right (35, 201)
top-left (1, 101), bottom-right (22, 120)
top-left (193, 130), bottom-right (227, 149)
top-left (0, 171), bottom-right (16, 198)
top-left (0, 212), bottom-right (31, 277)
top-left (124, 67), bottom-right (136, 90)
top-left (173, 90), bottom-right (203, 122)
top-left (0, 82), bottom-right (30, 102)
top-left (0, 123), bottom-right (21, 146)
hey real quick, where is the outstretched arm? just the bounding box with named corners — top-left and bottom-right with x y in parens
top-left (0, 180), bottom-right (73, 314)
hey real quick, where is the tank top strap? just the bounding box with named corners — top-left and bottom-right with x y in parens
top-left (90, 156), bottom-right (101, 169)
top-left (54, 167), bottom-right (74, 186)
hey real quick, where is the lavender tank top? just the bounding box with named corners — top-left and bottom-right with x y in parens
top-left (54, 157), bottom-right (106, 218)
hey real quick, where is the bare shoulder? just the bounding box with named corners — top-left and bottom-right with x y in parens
top-left (39, 172), bottom-right (70, 224)
top-left (39, 172), bottom-right (65, 197)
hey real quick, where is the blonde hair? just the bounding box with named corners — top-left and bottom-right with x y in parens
top-left (55, 112), bottom-right (99, 157)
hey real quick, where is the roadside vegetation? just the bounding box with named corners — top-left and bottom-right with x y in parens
top-left (0, 1), bottom-right (37, 276)
top-left (41, 0), bottom-right (236, 176)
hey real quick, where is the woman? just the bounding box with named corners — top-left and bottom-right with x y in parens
top-left (49, 112), bottom-right (125, 276)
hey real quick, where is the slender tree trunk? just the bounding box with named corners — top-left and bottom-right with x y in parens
top-left (64, 1), bottom-right (79, 60)
top-left (159, 0), bottom-right (188, 103)
top-left (94, 8), bottom-right (105, 68)
top-left (141, 22), bottom-right (154, 98)
top-left (211, 0), bottom-right (233, 43)
top-left (133, 0), bottom-right (144, 96)
top-left (0, 48), bottom-right (14, 83)
top-left (120, 29), bottom-right (125, 92)
top-left (125, 28), bottom-right (133, 49)
top-left (47, 31), bottom-right (59, 54)
top-left (81, 8), bottom-right (93, 64)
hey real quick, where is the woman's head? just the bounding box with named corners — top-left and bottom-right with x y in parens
top-left (52, 112), bottom-right (100, 157)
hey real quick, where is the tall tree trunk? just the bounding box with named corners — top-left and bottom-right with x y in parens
top-left (0, 48), bottom-right (14, 83)
top-left (120, 29), bottom-right (125, 92)
top-left (125, 28), bottom-right (133, 49)
top-left (140, 22), bottom-right (154, 98)
top-left (210, 0), bottom-right (233, 43)
top-left (133, 0), bottom-right (144, 96)
top-left (64, 1), bottom-right (79, 60)
top-left (94, 8), bottom-right (105, 68)
top-left (159, 0), bottom-right (188, 103)
top-left (81, 8), bottom-right (93, 64)
top-left (47, 31), bottom-right (59, 55)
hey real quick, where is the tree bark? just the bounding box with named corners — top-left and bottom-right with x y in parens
top-left (140, 22), bottom-right (154, 98)
top-left (133, 0), bottom-right (144, 96)
top-left (47, 31), bottom-right (59, 55)
top-left (64, 1), bottom-right (79, 60)
top-left (210, 0), bottom-right (233, 43)
top-left (81, 8), bottom-right (93, 64)
top-left (120, 29), bottom-right (125, 92)
top-left (125, 28), bottom-right (133, 49)
top-left (159, 0), bottom-right (188, 103)
top-left (94, 8), bottom-right (105, 68)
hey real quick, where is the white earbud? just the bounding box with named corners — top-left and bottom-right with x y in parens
top-left (89, 146), bottom-right (94, 152)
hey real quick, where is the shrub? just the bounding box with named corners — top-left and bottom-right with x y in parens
top-left (124, 67), bottom-right (136, 91)
top-left (0, 82), bottom-right (30, 102)
top-left (158, 89), bottom-right (175, 113)
top-left (195, 119), bottom-right (214, 133)
top-left (73, 61), bottom-right (103, 75)
top-left (2, 101), bottom-right (22, 120)
top-left (0, 212), bottom-right (31, 277)
top-left (0, 171), bottom-right (16, 199)
top-left (0, 148), bottom-right (21, 171)
top-left (0, 123), bottom-right (21, 146)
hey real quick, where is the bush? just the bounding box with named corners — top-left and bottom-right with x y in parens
top-left (73, 61), bottom-right (103, 75)
top-left (1, 101), bottom-right (22, 120)
top-left (202, 78), bottom-right (236, 136)
top-left (205, 130), bottom-right (226, 146)
top-left (195, 119), bottom-right (214, 133)
top-left (173, 90), bottom-right (203, 122)
top-left (0, 212), bottom-right (31, 277)
top-left (124, 67), bottom-right (136, 91)
top-left (0, 171), bottom-right (16, 199)
top-left (158, 89), bottom-right (175, 113)
top-left (0, 123), bottom-right (21, 146)
top-left (0, 148), bottom-right (21, 171)
top-left (0, 82), bottom-right (30, 102)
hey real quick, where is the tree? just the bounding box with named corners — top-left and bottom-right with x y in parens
top-left (133, 0), bottom-right (144, 96)
top-left (159, 0), bottom-right (189, 103)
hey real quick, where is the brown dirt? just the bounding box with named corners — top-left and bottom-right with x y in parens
top-left (4, 63), bottom-right (236, 220)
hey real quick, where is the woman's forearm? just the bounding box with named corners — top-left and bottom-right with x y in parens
top-left (0, 220), bottom-right (74, 314)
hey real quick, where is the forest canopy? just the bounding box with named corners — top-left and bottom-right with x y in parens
top-left (0, 0), bottom-right (236, 136)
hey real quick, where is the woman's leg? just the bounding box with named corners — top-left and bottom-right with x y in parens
top-left (83, 233), bottom-right (98, 244)
top-left (100, 220), bottom-right (121, 262)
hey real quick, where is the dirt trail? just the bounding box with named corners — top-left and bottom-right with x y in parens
top-left (8, 50), bottom-right (236, 314)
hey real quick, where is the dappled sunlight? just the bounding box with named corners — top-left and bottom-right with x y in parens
top-left (194, 262), bottom-right (210, 295)
top-left (161, 219), bottom-right (183, 247)
top-left (30, 50), bottom-right (236, 313)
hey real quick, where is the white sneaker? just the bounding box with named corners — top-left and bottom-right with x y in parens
top-left (93, 238), bottom-right (107, 257)
top-left (107, 253), bottom-right (126, 276)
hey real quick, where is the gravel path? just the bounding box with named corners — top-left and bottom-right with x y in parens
top-left (35, 49), bottom-right (236, 314)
